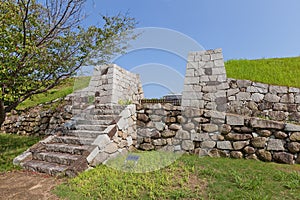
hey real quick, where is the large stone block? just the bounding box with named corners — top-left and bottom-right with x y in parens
top-left (225, 133), bottom-right (252, 141)
top-left (288, 142), bottom-right (300, 153)
top-left (181, 140), bottom-right (194, 151)
top-left (290, 132), bottom-right (300, 142)
top-left (233, 141), bottom-right (249, 150)
top-left (201, 141), bottom-right (216, 149)
top-left (251, 137), bottom-right (267, 148)
top-left (226, 114), bottom-right (245, 126)
top-left (264, 94), bottom-right (280, 103)
top-left (267, 139), bottom-right (285, 151)
top-left (249, 118), bottom-right (285, 130)
top-left (256, 149), bottom-right (272, 162)
top-left (285, 124), bottom-right (300, 132)
top-left (273, 152), bottom-right (294, 164)
top-left (217, 141), bottom-right (233, 150)
top-left (269, 85), bottom-right (288, 94)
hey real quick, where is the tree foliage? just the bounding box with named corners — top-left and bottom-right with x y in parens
top-left (0, 0), bottom-right (137, 126)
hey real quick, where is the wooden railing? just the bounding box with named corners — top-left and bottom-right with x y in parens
top-left (141, 99), bottom-right (181, 106)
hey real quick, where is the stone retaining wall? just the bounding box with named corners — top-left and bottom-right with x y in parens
top-left (1, 100), bottom-right (72, 136)
top-left (136, 103), bottom-right (300, 165)
top-left (182, 48), bottom-right (300, 123)
top-left (226, 78), bottom-right (300, 123)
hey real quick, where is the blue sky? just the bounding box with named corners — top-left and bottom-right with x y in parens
top-left (82, 0), bottom-right (300, 98)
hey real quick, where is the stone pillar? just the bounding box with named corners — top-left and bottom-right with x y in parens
top-left (182, 48), bottom-right (228, 112)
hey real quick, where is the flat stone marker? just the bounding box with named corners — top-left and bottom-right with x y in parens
top-left (123, 155), bottom-right (140, 169)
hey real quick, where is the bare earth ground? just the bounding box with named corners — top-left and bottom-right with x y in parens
top-left (0, 170), bottom-right (65, 200)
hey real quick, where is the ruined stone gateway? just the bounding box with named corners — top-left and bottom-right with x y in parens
top-left (14, 49), bottom-right (300, 176)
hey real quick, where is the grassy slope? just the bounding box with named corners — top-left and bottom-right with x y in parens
top-left (16, 56), bottom-right (300, 110)
top-left (54, 153), bottom-right (300, 200)
top-left (17, 76), bottom-right (91, 110)
top-left (225, 56), bottom-right (300, 88)
top-left (0, 134), bottom-right (41, 172)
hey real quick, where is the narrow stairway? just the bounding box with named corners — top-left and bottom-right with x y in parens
top-left (20, 104), bottom-right (123, 177)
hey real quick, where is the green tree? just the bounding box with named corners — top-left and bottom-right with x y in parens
top-left (0, 0), bottom-right (137, 126)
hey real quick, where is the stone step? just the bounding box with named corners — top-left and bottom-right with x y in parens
top-left (22, 160), bottom-right (69, 176)
top-left (44, 143), bottom-right (92, 155)
top-left (75, 124), bottom-right (107, 131)
top-left (76, 119), bottom-right (113, 125)
top-left (76, 114), bottom-right (117, 121)
top-left (90, 109), bottom-right (123, 115)
top-left (65, 130), bottom-right (104, 138)
top-left (32, 152), bottom-right (80, 166)
top-left (52, 136), bottom-right (95, 145)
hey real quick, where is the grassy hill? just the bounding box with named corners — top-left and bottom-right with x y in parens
top-left (225, 56), bottom-right (300, 88)
top-left (17, 76), bottom-right (90, 110)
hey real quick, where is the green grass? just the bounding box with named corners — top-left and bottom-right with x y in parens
top-left (54, 153), bottom-right (300, 200)
top-left (225, 56), bottom-right (300, 88)
top-left (0, 133), bottom-right (41, 172)
top-left (17, 76), bottom-right (91, 110)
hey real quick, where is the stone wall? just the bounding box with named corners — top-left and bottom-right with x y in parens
top-left (182, 48), bottom-right (300, 123)
top-left (1, 100), bottom-right (72, 136)
top-left (182, 48), bottom-right (227, 112)
top-left (226, 78), bottom-right (300, 123)
top-left (135, 103), bottom-right (300, 165)
top-left (88, 64), bottom-right (144, 104)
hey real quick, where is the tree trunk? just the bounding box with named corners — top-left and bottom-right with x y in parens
top-left (0, 100), bottom-right (6, 128)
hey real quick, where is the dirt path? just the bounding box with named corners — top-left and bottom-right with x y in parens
top-left (0, 170), bottom-right (65, 200)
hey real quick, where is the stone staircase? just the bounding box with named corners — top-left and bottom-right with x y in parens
top-left (16, 104), bottom-right (124, 177)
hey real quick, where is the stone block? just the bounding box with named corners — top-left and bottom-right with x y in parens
top-left (267, 139), bottom-right (285, 151)
top-left (181, 140), bottom-right (194, 151)
top-left (214, 59), bottom-right (224, 67)
top-left (269, 85), bottom-right (288, 94)
top-left (249, 118), bottom-right (285, 130)
top-left (104, 143), bottom-right (118, 154)
top-left (233, 141), bottom-right (249, 150)
top-left (175, 130), bottom-right (190, 140)
top-left (273, 152), bottom-right (294, 164)
top-left (226, 114), bottom-right (244, 125)
top-left (140, 143), bottom-right (154, 151)
top-left (280, 94), bottom-right (295, 103)
top-left (212, 67), bottom-right (226, 75)
top-left (285, 124), bottom-right (300, 132)
top-left (225, 133), bottom-right (252, 141)
top-left (201, 124), bottom-right (219, 133)
top-left (236, 92), bottom-right (251, 101)
top-left (256, 149), bottom-right (272, 162)
top-left (169, 124), bottom-right (182, 131)
top-left (92, 135), bottom-right (111, 149)
top-left (237, 80), bottom-right (252, 88)
top-left (230, 151), bottom-right (244, 159)
top-left (217, 141), bottom-right (233, 150)
top-left (295, 95), bottom-right (300, 104)
top-left (227, 88), bottom-right (240, 97)
top-left (191, 132), bottom-right (210, 141)
top-left (288, 142), bottom-right (300, 153)
top-left (200, 141), bottom-right (216, 149)
top-left (256, 130), bottom-right (272, 137)
top-left (274, 131), bottom-right (288, 139)
top-left (251, 137), bottom-right (267, 148)
top-left (90, 152), bottom-right (109, 166)
top-left (264, 94), bottom-right (280, 103)
top-left (251, 93), bottom-right (264, 102)
top-left (290, 132), bottom-right (300, 142)
top-left (243, 146), bottom-right (255, 154)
